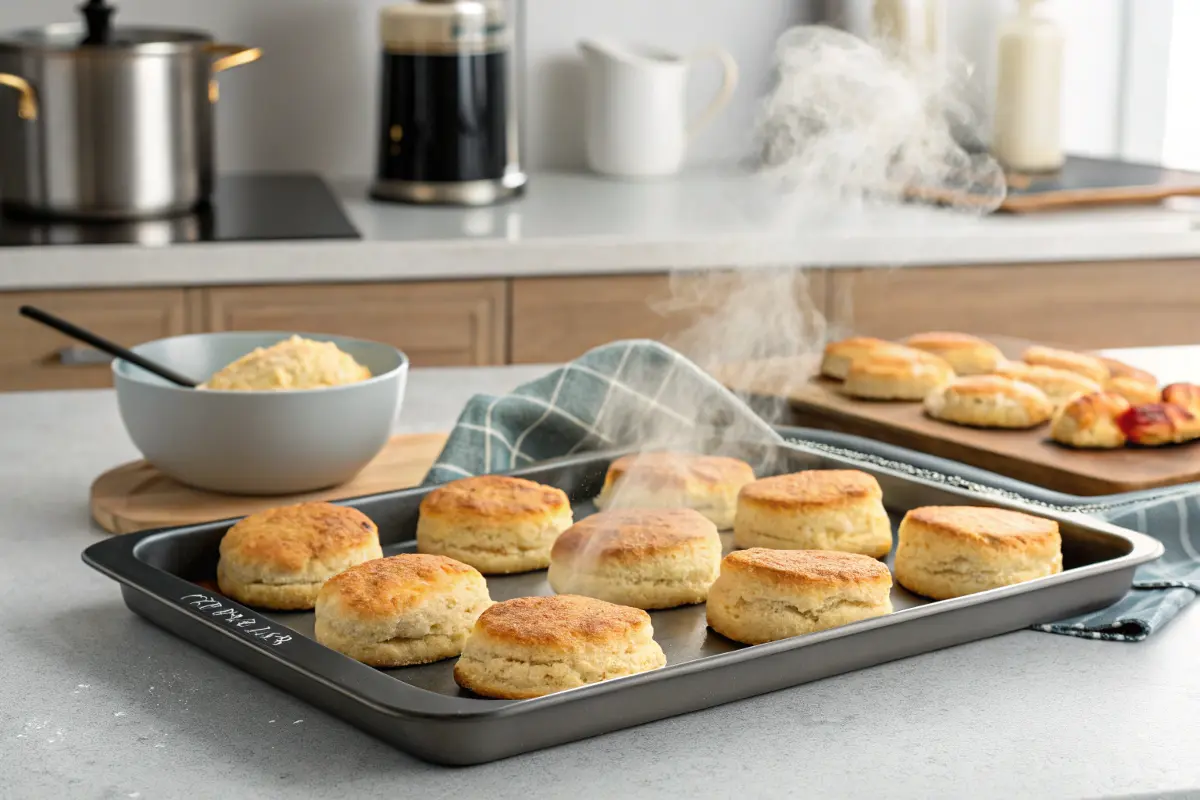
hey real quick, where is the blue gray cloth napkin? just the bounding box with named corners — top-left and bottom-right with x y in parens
top-left (425, 339), bottom-right (1199, 642)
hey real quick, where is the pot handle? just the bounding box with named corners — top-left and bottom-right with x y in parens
top-left (205, 44), bottom-right (262, 103)
top-left (0, 74), bottom-right (37, 120)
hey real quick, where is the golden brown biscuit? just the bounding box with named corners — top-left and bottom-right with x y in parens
top-left (453, 595), bottom-right (667, 699)
top-left (1097, 356), bottom-right (1157, 386)
top-left (216, 502), bottom-right (383, 610)
top-left (1021, 346), bottom-right (1109, 384)
top-left (994, 361), bottom-right (1102, 406)
top-left (416, 475), bottom-right (573, 574)
top-left (819, 337), bottom-right (906, 380)
top-left (842, 348), bottom-right (954, 401)
top-left (547, 509), bottom-right (722, 609)
top-left (314, 554), bottom-right (492, 667)
top-left (1162, 383), bottom-right (1200, 416)
top-left (903, 331), bottom-right (1005, 376)
top-left (1106, 375), bottom-right (1161, 406)
top-left (705, 548), bottom-right (893, 644)
top-left (1050, 391), bottom-right (1131, 449)
top-left (1116, 403), bottom-right (1200, 446)
top-left (893, 506), bottom-right (1062, 600)
top-left (733, 470), bottom-right (893, 558)
top-left (924, 375), bottom-right (1053, 429)
top-left (594, 452), bottom-right (755, 529)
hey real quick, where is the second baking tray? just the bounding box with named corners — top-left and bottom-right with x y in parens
top-left (82, 439), bottom-right (1163, 765)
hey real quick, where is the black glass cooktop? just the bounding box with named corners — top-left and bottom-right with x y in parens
top-left (0, 173), bottom-right (361, 246)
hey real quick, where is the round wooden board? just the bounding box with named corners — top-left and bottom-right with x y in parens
top-left (90, 432), bottom-right (448, 534)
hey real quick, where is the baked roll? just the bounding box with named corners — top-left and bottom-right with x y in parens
top-left (1050, 391), bottom-right (1131, 449)
top-left (706, 548), bottom-right (893, 644)
top-left (314, 554), bottom-right (492, 667)
top-left (903, 331), bottom-right (1005, 376)
top-left (732, 469), bottom-right (893, 558)
top-left (1021, 345), bottom-right (1109, 384)
top-left (416, 475), bottom-right (573, 574)
top-left (453, 595), bottom-right (666, 699)
top-left (893, 506), bottom-right (1062, 600)
top-left (842, 348), bottom-right (954, 401)
top-left (216, 502), bottom-right (383, 610)
top-left (994, 361), bottom-right (1102, 406)
top-left (924, 375), bottom-right (1053, 429)
top-left (594, 452), bottom-right (755, 529)
top-left (1097, 356), bottom-right (1157, 386)
top-left (1106, 375), bottom-right (1161, 406)
top-left (547, 508), bottom-right (723, 609)
top-left (1116, 403), bottom-right (1200, 446)
top-left (820, 336), bottom-right (902, 380)
top-left (1162, 383), bottom-right (1200, 416)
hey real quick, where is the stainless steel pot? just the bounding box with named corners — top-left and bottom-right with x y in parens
top-left (0, 24), bottom-right (259, 220)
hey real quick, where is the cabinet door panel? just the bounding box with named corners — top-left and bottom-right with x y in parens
top-left (0, 289), bottom-right (187, 391)
top-left (202, 281), bottom-right (508, 366)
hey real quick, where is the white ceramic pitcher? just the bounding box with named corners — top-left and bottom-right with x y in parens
top-left (579, 38), bottom-right (738, 178)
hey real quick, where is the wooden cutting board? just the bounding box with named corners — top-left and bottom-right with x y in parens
top-left (719, 361), bottom-right (1200, 496)
top-left (90, 432), bottom-right (448, 534)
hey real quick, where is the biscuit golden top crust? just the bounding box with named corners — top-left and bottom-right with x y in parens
top-left (220, 502), bottom-right (378, 573)
top-left (721, 548), bottom-right (892, 587)
top-left (941, 374), bottom-right (1046, 399)
top-left (1021, 346), bottom-right (1109, 382)
top-left (604, 452), bottom-right (755, 491)
top-left (995, 362), bottom-right (1101, 393)
top-left (317, 554), bottom-right (479, 619)
top-left (904, 331), bottom-right (995, 351)
top-left (551, 509), bottom-right (717, 564)
top-left (473, 594), bottom-right (651, 650)
top-left (1098, 357), bottom-right (1157, 385)
top-left (823, 336), bottom-right (893, 357)
top-left (1057, 391), bottom-right (1131, 426)
top-left (739, 470), bottom-right (883, 510)
top-left (420, 475), bottom-right (570, 520)
top-left (904, 506), bottom-right (1058, 548)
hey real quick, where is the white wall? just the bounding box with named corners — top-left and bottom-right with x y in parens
top-left (825, 0), bottom-right (1127, 157)
top-left (0, 0), bottom-right (812, 176)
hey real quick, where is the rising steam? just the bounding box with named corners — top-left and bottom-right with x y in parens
top-left (595, 25), bottom-right (1005, 509)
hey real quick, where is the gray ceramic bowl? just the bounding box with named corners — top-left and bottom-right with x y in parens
top-left (113, 332), bottom-right (408, 495)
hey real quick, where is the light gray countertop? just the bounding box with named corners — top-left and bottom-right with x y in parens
top-left (6, 169), bottom-right (1200, 291)
top-left (4, 362), bottom-right (1200, 799)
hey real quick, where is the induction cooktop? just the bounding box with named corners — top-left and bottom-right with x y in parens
top-left (0, 173), bottom-right (361, 247)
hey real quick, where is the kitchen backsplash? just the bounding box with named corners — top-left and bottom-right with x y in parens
top-left (1, 0), bottom-right (1123, 177)
top-left (0, 0), bottom-right (812, 176)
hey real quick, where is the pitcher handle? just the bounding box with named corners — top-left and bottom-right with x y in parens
top-left (205, 44), bottom-right (262, 103)
top-left (685, 46), bottom-right (738, 138)
top-left (0, 74), bottom-right (37, 120)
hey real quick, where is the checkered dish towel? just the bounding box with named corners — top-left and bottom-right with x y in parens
top-left (425, 340), bottom-right (1199, 642)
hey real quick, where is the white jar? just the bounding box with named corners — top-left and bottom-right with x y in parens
top-left (992, 0), bottom-right (1065, 172)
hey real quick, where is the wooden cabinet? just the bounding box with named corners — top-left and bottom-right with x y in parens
top-left (200, 281), bottom-right (508, 367)
top-left (0, 289), bottom-right (189, 391)
top-left (510, 271), bottom-right (828, 363)
top-left (828, 261), bottom-right (1200, 349)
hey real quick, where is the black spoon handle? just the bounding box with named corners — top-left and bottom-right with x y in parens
top-left (19, 305), bottom-right (198, 388)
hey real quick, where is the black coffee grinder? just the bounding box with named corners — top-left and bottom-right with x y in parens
top-left (370, 0), bottom-right (525, 206)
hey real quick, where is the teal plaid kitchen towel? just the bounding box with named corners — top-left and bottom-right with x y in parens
top-left (425, 339), bottom-right (1198, 642)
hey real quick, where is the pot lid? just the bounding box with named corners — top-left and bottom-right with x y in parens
top-left (0, 22), bottom-right (213, 52)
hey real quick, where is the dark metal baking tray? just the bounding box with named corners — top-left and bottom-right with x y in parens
top-left (82, 439), bottom-right (1163, 766)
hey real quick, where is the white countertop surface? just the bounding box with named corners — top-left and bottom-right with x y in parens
top-left (5, 169), bottom-right (1200, 291)
top-left (5, 354), bottom-right (1200, 799)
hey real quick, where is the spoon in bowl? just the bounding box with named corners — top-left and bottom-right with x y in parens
top-left (19, 305), bottom-right (200, 388)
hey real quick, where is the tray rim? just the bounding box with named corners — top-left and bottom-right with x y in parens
top-left (82, 438), bottom-right (1165, 723)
